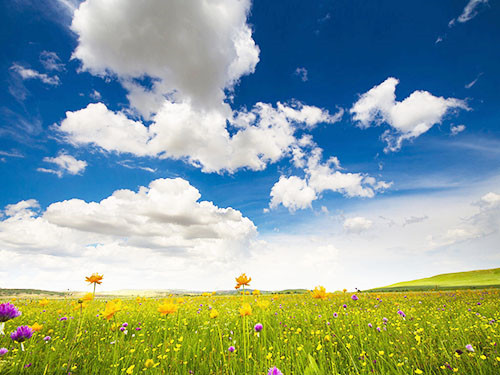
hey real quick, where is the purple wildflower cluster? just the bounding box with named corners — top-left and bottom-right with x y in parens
top-left (254, 323), bottom-right (263, 332)
top-left (268, 366), bottom-right (283, 375)
top-left (10, 325), bottom-right (33, 342)
top-left (0, 303), bottom-right (21, 322)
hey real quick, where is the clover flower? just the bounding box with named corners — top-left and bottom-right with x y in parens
top-left (268, 366), bottom-right (283, 375)
top-left (254, 323), bottom-right (263, 332)
top-left (10, 325), bottom-right (33, 342)
top-left (228, 346), bottom-right (235, 353)
top-left (0, 348), bottom-right (8, 356)
top-left (466, 344), bottom-right (474, 352)
top-left (0, 303), bottom-right (21, 322)
top-left (351, 294), bottom-right (359, 301)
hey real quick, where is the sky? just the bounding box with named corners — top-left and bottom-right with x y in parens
top-left (0, 0), bottom-right (499, 292)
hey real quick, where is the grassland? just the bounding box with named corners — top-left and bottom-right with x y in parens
top-left (369, 268), bottom-right (500, 292)
top-left (0, 287), bottom-right (499, 374)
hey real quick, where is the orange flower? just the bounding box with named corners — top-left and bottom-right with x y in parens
top-left (239, 303), bottom-right (252, 317)
top-left (158, 302), bottom-right (178, 316)
top-left (31, 322), bottom-right (43, 332)
top-left (103, 299), bottom-right (122, 320)
top-left (82, 293), bottom-right (94, 302)
top-left (235, 273), bottom-right (251, 288)
top-left (39, 299), bottom-right (49, 307)
top-left (311, 286), bottom-right (328, 300)
top-left (85, 273), bottom-right (103, 285)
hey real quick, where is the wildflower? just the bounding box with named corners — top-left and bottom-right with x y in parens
top-left (39, 299), bottom-right (49, 307)
top-left (158, 302), bottom-right (178, 316)
top-left (0, 348), bottom-right (8, 356)
top-left (333, 312), bottom-right (338, 318)
top-left (254, 323), bottom-right (263, 332)
top-left (126, 364), bottom-right (135, 374)
top-left (465, 344), bottom-right (474, 352)
top-left (235, 273), bottom-right (251, 288)
top-left (343, 304), bottom-right (347, 308)
top-left (268, 366), bottom-right (283, 375)
top-left (144, 359), bottom-right (155, 368)
top-left (85, 273), bottom-right (103, 285)
top-left (43, 336), bottom-right (51, 342)
top-left (31, 322), bottom-right (43, 332)
top-left (239, 303), bottom-right (252, 317)
top-left (122, 322), bottom-right (128, 327)
top-left (311, 286), bottom-right (328, 300)
top-left (60, 316), bottom-right (68, 321)
top-left (351, 294), bottom-right (359, 301)
top-left (10, 325), bottom-right (33, 342)
top-left (397, 310), bottom-right (406, 318)
top-left (252, 289), bottom-right (261, 295)
top-left (0, 302), bottom-right (22, 322)
top-left (210, 309), bottom-right (219, 319)
top-left (257, 300), bottom-right (271, 309)
top-left (368, 323), bottom-right (372, 328)
top-left (343, 288), bottom-right (347, 293)
top-left (82, 293), bottom-right (94, 302)
top-left (103, 300), bottom-right (122, 320)
top-left (228, 346), bottom-right (235, 353)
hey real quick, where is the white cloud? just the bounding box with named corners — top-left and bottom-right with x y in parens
top-left (71, 0), bottom-right (259, 110)
top-left (350, 77), bottom-right (469, 152)
top-left (89, 89), bottom-right (101, 100)
top-left (10, 64), bottom-right (60, 86)
top-left (269, 147), bottom-right (391, 211)
top-left (40, 51), bottom-right (65, 71)
top-left (294, 67), bottom-right (308, 82)
top-left (37, 152), bottom-right (87, 177)
top-left (465, 73), bottom-right (483, 89)
top-left (57, 101), bottom-right (342, 173)
top-left (0, 178), bottom-right (256, 260)
top-left (450, 124), bottom-right (466, 136)
top-left (343, 216), bottom-right (373, 233)
top-left (449, 0), bottom-right (488, 27)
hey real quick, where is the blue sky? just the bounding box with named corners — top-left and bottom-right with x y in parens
top-left (0, 0), bottom-right (499, 292)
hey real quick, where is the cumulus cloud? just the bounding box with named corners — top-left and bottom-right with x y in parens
top-left (449, 0), bottom-right (489, 27)
top-left (37, 152), bottom-right (87, 177)
top-left (343, 216), bottom-right (373, 233)
top-left (71, 0), bottom-right (259, 110)
top-left (0, 178), bottom-right (256, 260)
top-left (10, 64), bottom-right (60, 86)
top-left (57, 101), bottom-right (342, 173)
top-left (270, 147), bottom-right (391, 211)
top-left (350, 77), bottom-right (469, 152)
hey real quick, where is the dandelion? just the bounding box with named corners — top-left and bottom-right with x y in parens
top-left (268, 366), bottom-right (284, 375)
top-left (465, 344), bottom-right (474, 352)
top-left (0, 348), bottom-right (8, 356)
top-left (0, 302), bottom-right (21, 335)
top-left (311, 286), bottom-right (328, 300)
top-left (228, 346), bottom-right (235, 353)
top-left (103, 300), bottom-right (122, 320)
top-left (144, 359), bottom-right (155, 368)
top-left (158, 302), bottom-right (178, 316)
top-left (254, 323), bottom-right (263, 332)
top-left (235, 273), bottom-right (251, 289)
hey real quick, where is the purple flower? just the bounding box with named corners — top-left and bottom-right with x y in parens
top-left (351, 295), bottom-right (358, 301)
top-left (135, 327), bottom-right (141, 331)
top-left (43, 336), bottom-right (51, 342)
top-left (122, 322), bottom-right (128, 327)
top-left (10, 326), bottom-right (33, 342)
top-left (368, 323), bottom-right (373, 328)
top-left (254, 323), bottom-right (263, 332)
top-left (60, 317), bottom-right (68, 321)
top-left (0, 348), bottom-right (8, 356)
top-left (465, 344), bottom-right (474, 352)
top-left (376, 327), bottom-right (381, 332)
top-left (268, 366), bottom-right (283, 375)
top-left (333, 312), bottom-right (338, 318)
top-left (228, 346), bottom-right (235, 353)
top-left (119, 327), bottom-right (126, 332)
top-left (382, 317), bottom-right (388, 322)
top-left (0, 303), bottom-right (21, 322)
top-left (343, 304), bottom-right (347, 308)
top-left (397, 310), bottom-right (406, 318)
top-left (24, 363), bottom-right (32, 368)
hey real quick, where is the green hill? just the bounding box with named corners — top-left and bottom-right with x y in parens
top-left (369, 268), bottom-right (500, 292)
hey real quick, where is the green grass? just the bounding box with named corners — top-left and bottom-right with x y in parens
top-left (370, 268), bottom-right (500, 292)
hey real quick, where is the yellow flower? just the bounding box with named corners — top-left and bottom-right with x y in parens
top-left (415, 370), bottom-right (423, 374)
top-left (158, 302), bottom-right (178, 316)
top-left (235, 273), bottom-right (251, 288)
top-left (257, 300), bottom-right (270, 309)
top-left (126, 364), bottom-right (135, 374)
top-left (343, 288), bottom-right (347, 293)
top-left (136, 297), bottom-right (142, 303)
top-left (31, 322), bottom-right (43, 332)
top-left (252, 289), bottom-right (260, 295)
top-left (82, 293), bottom-right (94, 302)
top-left (85, 273), bottom-right (103, 285)
top-left (210, 309), bottom-right (219, 319)
top-left (311, 286), bottom-right (328, 300)
top-left (103, 299), bottom-right (122, 320)
top-left (144, 359), bottom-right (155, 368)
top-left (39, 299), bottom-right (49, 307)
top-left (239, 303), bottom-right (252, 317)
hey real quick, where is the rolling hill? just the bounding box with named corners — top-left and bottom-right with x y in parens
top-left (369, 267), bottom-right (500, 292)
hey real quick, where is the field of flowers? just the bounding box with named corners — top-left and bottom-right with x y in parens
top-left (0, 274), bottom-right (499, 374)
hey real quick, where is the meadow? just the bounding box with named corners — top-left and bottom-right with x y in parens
top-left (0, 275), bottom-right (499, 374)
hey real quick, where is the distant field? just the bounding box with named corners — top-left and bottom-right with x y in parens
top-left (369, 267), bottom-right (500, 292)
